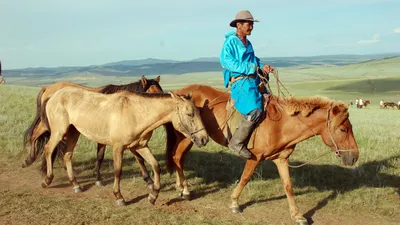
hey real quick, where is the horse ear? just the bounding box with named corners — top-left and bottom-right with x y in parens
top-left (141, 75), bottom-right (147, 87)
top-left (331, 105), bottom-right (340, 116)
top-left (169, 91), bottom-right (177, 99)
top-left (155, 75), bottom-right (160, 83)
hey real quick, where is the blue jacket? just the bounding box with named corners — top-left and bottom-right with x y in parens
top-left (220, 31), bottom-right (265, 115)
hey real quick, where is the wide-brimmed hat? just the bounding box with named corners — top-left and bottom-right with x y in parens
top-left (229, 10), bottom-right (259, 27)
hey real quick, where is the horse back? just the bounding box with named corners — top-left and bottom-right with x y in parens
top-left (41, 82), bottom-right (102, 104)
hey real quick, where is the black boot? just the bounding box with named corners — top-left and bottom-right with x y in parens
top-left (228, 117), bottom-right (256, 159)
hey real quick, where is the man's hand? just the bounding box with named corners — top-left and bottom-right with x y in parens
top-left (261, 64), bottom-right (274, 73)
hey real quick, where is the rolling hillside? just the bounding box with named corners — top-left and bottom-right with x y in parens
top-left (3, 53), bottom-right (399, 80)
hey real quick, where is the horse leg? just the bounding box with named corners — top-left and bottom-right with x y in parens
top-left (112, 145), bottom-right (126, 206)
top-left (136, 146), bottom-right (160, 205)
top-left (22, 121), bottom-right (47, 167)
top-left (173, 136), bottom-right (193, 200)
top-left (273, 158), bottom-right (308, 225)
top-left (94, 143), bottom-right (106, 186)
top-left (130, 147), bottom-right (154, 189)
top-left (63, 127), bottom-right (82, 193)
top-left (41, 132), bottom-right (64, 188)
top-left (230, 158), bottom-right (261, 213)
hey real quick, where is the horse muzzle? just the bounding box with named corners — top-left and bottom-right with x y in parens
top-left (192, 135), bottom-right (209, 148)
top-left (338, 150), bottom-right (359, 166)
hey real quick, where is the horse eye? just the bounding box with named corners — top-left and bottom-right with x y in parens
top-left (186, 113), bottom-right (194, 117)
top-left (340, 128), bottom-right (347, 133)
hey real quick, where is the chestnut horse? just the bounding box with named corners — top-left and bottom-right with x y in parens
top-left (162, 84), bottom-right (358, 225)
top-left (22, 76), bottom-right (163, 187)
top-left (39, 86), bottom-right (209, 206)
top-left (383, 102), bottom-right (398, 109)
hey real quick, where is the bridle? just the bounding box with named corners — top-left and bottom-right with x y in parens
top-left (326, 103), bottom-right (358, 156)
top-left (288, 103), bottom-right (358, 168)
top-left (175, 104), bottom-right (205, 141)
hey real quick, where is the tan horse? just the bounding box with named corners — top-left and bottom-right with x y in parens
top-left (160, 84), bottom-right (358, 225)
top-left (23, 76), bottom-right (163, 187)
top-left (39, 86), bottom-right (209, 206)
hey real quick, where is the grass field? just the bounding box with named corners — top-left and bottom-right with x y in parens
top-left (0, 59), bottom-right (399, 225)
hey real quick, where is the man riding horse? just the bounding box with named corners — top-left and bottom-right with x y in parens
top-left (220, 10), bottom-right (274, 159)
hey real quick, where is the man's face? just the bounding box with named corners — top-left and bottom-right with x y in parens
top-left (237, 21), bottom-right (254, 36)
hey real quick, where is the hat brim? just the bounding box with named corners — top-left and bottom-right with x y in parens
top-left (230, 19), bottom-right (260, 27)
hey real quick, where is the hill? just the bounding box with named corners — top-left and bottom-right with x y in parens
top-left (3, 53), bottom-right (399, 80)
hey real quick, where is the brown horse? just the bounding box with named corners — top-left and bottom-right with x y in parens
top-left (39, 86), bottom-right (209, 206)
top-left (362, 100), bottom-right (370, 108)
top-left (160, 84), bottom-right (358, 225)
top-left (23, 76), bottom-right (163, 187)
top-left (383, 102), bottom-right (398, 109)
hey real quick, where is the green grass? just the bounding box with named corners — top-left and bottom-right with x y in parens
top-left (0, 77), bottom-right (399, 224)
top-left (1, 57), bottom-right (400, 224)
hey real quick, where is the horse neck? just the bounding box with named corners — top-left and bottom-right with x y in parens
top-left (128, 95), bottom-right (176, 134)
top-left (197, 91), bottom-right (230, 145)
top-left (173, 85), bottom-right (229, 144)
top-left (273, 107), bottom-right (328, 148)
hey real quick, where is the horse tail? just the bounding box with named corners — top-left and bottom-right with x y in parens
top-left (22, 87), bottom-right (46, 167)
top-left (39, 98), bottom-right (67, 175)
top-left (165, 122), bottom-right (177, 174)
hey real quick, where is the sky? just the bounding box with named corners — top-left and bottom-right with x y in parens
top-left (0, 0), bottom-right (399, 69)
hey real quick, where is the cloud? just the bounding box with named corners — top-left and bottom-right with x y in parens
top-left (394, 28), bottom-right (400, 33)
top-left (358, 33), bottom-right (381, 44)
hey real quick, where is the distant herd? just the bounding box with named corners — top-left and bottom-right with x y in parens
top-left (349, 99), bottom-right (400, 110)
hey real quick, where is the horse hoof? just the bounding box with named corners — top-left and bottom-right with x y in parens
top-left (22, 158), bottom-right (32, 168)
top-left (95, 181), bottom-right (104, 187)
top-left (231, 206), bottom-right (242, 214)
top-left (41, 178), bottom-right (51, 188)
top-left (41, 182), bottom-right (48, 188)
top-left (297, 221), bottom-right (309, 225)
top-left (296, 218), bottom-right (309, 225)
top-left (116, 199), bottom-right (126, 207)
top-left (179, 192), bottom-right (191, 200)
top-left (148, 195), bottom-right (157, 205)
top-left (73, 187), bottom-right (82, 193)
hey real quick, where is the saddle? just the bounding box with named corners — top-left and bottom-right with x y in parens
top-left (223, 94), bottom-right (271, 149)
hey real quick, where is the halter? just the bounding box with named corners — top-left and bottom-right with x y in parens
top-left (326, 103), bottom-right (358, 156)
top-left (289, 103), bottom-right (358, 168)
top-left (175, 104), bottom-right (205, 141)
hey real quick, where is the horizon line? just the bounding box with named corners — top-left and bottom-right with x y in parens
top-left (3, 52), bottom-right (400, 70)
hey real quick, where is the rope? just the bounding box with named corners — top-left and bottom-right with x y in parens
top-left (204, 68), bottom-right (357, 169)
top-left (288, 151), bottom-right (332, 168)
top-left (287, 104), bottom-right (358, 168)
top-left (203, 87), bottom-right (231, 107)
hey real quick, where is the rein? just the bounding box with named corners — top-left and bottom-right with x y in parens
top-left (257, 70), bottom-right (358, 168)
top-left (203, 88), bottom-right (231, 107)
top-left (198, 69), bottom-right (357, 168)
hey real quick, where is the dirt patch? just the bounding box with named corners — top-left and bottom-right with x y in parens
top-left (0, 158), bottom-right (398, 225)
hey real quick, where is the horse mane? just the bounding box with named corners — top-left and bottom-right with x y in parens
top-left (99, 78), bottom-right (163, 94)
top-left (117, 91), bottom-right (192, 100)
top-left (282, 95), bottom-right (348, 118)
